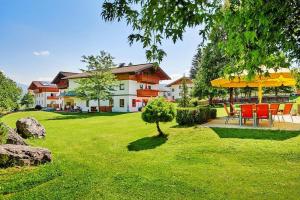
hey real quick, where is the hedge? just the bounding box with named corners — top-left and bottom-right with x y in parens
top-left (176, 106), bottom-right (217, 125)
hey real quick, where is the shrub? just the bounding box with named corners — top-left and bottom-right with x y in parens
top-left (210, 108), bottom-right (217, 119)
top-left (35, 105), bottom-right (42, 110)
top-left (176, 106), bottom-right (217, 126)
top-left (142, 97), bottom-right (176, 136)
top-left (0, 123), bottom-right (8, 144)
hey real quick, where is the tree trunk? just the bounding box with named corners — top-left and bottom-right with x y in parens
top-left (208, 95), bottom-right (213, 106)
top-left (98, 98), bottom-right (101, 112)
top-left (156, 121), bottom-right (164, 137)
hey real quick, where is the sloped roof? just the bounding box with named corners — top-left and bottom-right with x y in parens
top-left (166, 77), bottom-right (193, 87)
top-left (51, 71), bottom-right (80, 84)
top-left (28, 81), bottom-right (58, 90)
top-left (63, 63), bottom-right (171, 80)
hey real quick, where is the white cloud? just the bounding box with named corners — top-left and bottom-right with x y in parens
top-left (33, 50), bottom-right (50, 56)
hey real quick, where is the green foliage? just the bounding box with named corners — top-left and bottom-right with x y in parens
top-left (20, 92), bottom-right (34, 108)
top-left (176, 106), bottom-right (215, 125)
top-left (0, 71), bottom-right (22, 113)
top-left (75, 51), bottom-right (117, 110)
top-left (0, 123), bottom-right (8, 144)
top-left (192, 27), bottom-right (228, 104)
top-left (216, 0), bottom-right (298, 78)
top-left (178, 76), bottom-right (190, 107)
top-left (142, 97), bottom-right (176, 136)
top-left (101, 0), bottom-right (219, 62)
top-left (102, 0), bottom-right (299, 77)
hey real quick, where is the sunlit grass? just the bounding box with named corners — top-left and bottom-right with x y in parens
top-left (0, 111), bottom-right (299, 199)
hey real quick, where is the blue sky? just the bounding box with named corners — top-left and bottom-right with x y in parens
top-left (0, 0), bottom-right (202, 85)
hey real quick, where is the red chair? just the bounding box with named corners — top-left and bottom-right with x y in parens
top-left (256, 104), bottom-right (271, 126)
top-left (224, 103), bottom-right (239, 124)
top-left (278, 103), bottom-right (293, 122)
top-left (240, 104), bottom-right (255, 126)
top-left (269, 103), bottom-right (280, 121)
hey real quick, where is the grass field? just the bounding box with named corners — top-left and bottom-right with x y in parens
top-left (0, 111), bottom-right (300, 199)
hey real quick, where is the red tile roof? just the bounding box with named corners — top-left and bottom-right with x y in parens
top-left (51, 71), bottom-right (80, 84)
top-left (28, 81), bottom-right (58, 90)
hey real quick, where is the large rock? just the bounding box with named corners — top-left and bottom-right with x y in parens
top-left (0, 123), bottom-right (27, 145)
top-left (16, 117), bottom-right (46, 138)
top-left (0, 144), bottom-right (51, 168)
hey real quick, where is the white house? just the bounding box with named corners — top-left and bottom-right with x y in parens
top-left (51, 63), bottom-right (170, 112)
top-left (28, 81), bottom-right (61, 108)
top-left (166, 77), bottom-right (194, 100)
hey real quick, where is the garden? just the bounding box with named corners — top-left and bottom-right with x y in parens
top-left (0, 111), bottom-right (299, 199)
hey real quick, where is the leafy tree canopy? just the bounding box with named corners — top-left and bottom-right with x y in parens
top-left (75, 51), bottom-right (117, 111)
top-left (0, 71), bottom-right (22, 112)
top-left (20, 92), bottom-right (34, 108)
top-left (102, 0), bottom-right (299, 78)
top-left (142, 97), bottom-right (176, 136)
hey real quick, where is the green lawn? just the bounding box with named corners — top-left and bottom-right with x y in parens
top-left (0, 111), bottom-right (300, 199)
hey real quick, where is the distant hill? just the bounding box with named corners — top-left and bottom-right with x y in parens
top-left (17, 83), bottom-right (28, 95)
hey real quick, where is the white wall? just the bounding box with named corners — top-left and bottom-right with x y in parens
top-left (170, 83), bottom-right (193, 100)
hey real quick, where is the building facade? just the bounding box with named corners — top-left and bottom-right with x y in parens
top-left (49, 63), bottom-right (170, 112)
top-left (28, 81), bottom-right (61, 108)
top-left (166, 77), bottom-right (194, 100)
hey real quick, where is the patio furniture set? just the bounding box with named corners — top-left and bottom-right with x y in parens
top-left (224, 103), bottom-right (294, 127)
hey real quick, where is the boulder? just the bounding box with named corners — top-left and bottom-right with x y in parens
top-left (0, 123), bottom-right (27, 145)
top-left (16, 117), bottom-right (46, 138)
top-left (0, 144), bottom-right (51, 168)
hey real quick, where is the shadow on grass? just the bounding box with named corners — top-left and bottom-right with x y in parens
top-left (170, 125), bottom-right (196, 128)
top-left (48, 112), bottom-right (127, 120)
top-left (127, 135), bottom-right (168, 151)
top-left (212, 127), bottom-right (300, 141)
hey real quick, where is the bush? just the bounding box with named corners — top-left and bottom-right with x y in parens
top-left (176, 106), bottom-right (217, 125)
top-left (210, 108), bottom-right (217, 119)
top-left (35, 105), bottom-right (42, 110)
top-left (0, 123), bottom-right (8, 144)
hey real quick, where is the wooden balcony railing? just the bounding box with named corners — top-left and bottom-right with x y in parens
top-left (47, 96), bottom-right (59, 100)
top-left (137, 89), bottom-right (159, 97)
top-left (136, 74), bottom-right (160, 84)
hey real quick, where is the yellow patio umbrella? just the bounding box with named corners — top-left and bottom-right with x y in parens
top-left (211, 71), bottom-right (296, 103)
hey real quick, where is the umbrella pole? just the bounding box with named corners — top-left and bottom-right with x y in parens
top-left (229, 88), bottom-right (234, 112)
top-left (258, 85), bottom-right (263, 103)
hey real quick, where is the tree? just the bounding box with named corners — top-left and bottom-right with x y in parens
top-left (20, 92), bottom-right (34, 108)
top-left (192, 26), bottom-right (229, 105)
top-left (179, 76), bottom-right (190, 107)
top-left (0, 71), bottom-right (22, 112)
top-left (141, 97), bottom-right (176, 137)
top-left (190, 45), bottom-right (202, 79)
top-left (75, 51), bottom-right (117, 112)
top-left (101, 0), bottom-right (299, 77)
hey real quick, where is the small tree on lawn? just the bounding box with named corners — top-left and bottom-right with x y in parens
top-left (20, 92), bottom-right (34, 108)
top-left (179, 76), bottom-right (190, 107)
top-left (75, 51), bottom-right (117, 112)
top-left (141, 97), bottom-right (176, 137)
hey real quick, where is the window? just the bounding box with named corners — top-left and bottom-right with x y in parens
top-left (140, 84), bottom-right (143, 89)
top-left (119, 84), bottom-right (125, 90)
top-left (120, 99), bottom-right (125, 107)
top-left (179, 86), bottom-right (182, 89)
top-left (132, 99), bottom-right (136, 107)
top-left (172, 88), bottom-right (175, 92)
top-left (109, 99), bottom-right (114, 107)
top-left (147, 85), bottom-right (151, 89)
top-left (86, 100), bottom-right (89, 107)
top-left (172, 96), bottom-right (175, 100)
top-left (179, 93), bottom-right (182, 97)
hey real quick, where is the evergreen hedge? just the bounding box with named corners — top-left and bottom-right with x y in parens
top-left (176, 106), bottom-right (217, 125)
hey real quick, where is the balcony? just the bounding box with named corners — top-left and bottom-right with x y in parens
top-left (137, 89), bottom-right (159, 97)
top-left (47, 96), bottom-right (59, 100)
top-left (136, 74), bottom-right (160, 84)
